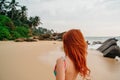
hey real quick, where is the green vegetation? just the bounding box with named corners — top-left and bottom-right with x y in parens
top-left (0, 15), bottom-right (29, 40)
top-left (15, 26), bottom-right (29, 38)
top-left (0, 26), bottom-right (11, 40)
top-left (0, 0), bottom-right (54, 40)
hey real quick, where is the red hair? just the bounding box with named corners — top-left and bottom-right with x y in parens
top-left (63, 29), bottom-right (90, 78)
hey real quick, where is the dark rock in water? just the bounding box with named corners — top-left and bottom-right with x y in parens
top-left (102, 38), bottom-right (118, 44)
top-left (97, 39), bottom-right (117, 53)
top-left (86, 41), bottom-right (90, 45)
top-left (97, 38), bottom-right (118, 51)
top-left (103, 46), bottom-right (120, 58)
top-left (92, 41), bottom-right (102, 45)
top-left (97, 38), bottom-right (120, 58)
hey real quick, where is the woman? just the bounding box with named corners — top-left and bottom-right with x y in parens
top-left (54, 29), bottom-right (90, 80)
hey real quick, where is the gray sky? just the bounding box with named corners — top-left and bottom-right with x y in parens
top-left (18, 0), bottom-right (120, 36)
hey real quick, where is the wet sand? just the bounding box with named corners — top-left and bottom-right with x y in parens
top-left (0, 41), bottom-right (120, 80)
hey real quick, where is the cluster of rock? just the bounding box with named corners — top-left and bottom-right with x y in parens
top-left (39, 32), bottom-right (65, 41)
top-left (92, 41), bottom-right (102, 45)
top-left (14, 32), bottom-right (65, 42)
top-left (97, 38), bottom-right (120, 58)
top-left (15, 37), bottom-right (37, 42)
top-left (86, 41), bottom-right (102, 45)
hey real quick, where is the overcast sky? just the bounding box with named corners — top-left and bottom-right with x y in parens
top-left (18, 0), bottom-right (120, 37)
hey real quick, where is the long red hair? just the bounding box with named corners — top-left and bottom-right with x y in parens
top-left (63, 29), bottom-right (90, 78)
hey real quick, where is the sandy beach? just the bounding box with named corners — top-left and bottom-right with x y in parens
top-left (0, 41), bottom-right (120, 80)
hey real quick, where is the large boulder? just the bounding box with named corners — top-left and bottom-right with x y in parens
top-left (103, 45), bottom-right (120, 58)
top-left (55, 32), bottom-right (66, 41)
top-left (15, 38), bottom-right (25, 42)
top-left (102, 38), bottom-right (118, 44)
top-left (39, 35), bottom-right (44, 40)
top-left (97, 38), bottom-right (120, 58)
top-left (86, 40), bottom-right (90, 45)
top-left (24, 37), bottom-right (37, 42)
top-left (38, 34), bottom-right (51, 40)
top-left (92, 41), bottom-right (102, 45)
top-left (97, 39), bottom-right (117, 53)
top-left (42, 34), bottom-right (50, 39)
top-left (97, 38), bottom-right (118, 52)
top-left (33, 36), bottom-right (39, 39)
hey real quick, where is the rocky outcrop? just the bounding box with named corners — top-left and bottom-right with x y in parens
top-left (50, 32), bottom-right (65, 41)
top-left (14, 38), bottom-right (25, 42)
top-left (14, 32), bottom-right (65, 42)
top-left (24, 37), bottom-right (37, 42)
top-left (92, 41), bottom-right (102, 45)
top-left (103, 45), bottom-right (120, 58)
top-left (97, 38), bottom-right (120, 58)
top-left (15, 37), bottom-right (37, 42)
top-left (38, 32), bottom-right (65, 41)
top-left (97, 38), bottom-right (118, 52)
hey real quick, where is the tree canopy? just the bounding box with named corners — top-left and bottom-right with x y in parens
top-left (0, 0), bottom-right (54, 40)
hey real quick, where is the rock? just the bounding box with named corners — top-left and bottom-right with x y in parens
top-left (39, 36), bottom-right (44, 40)
top-left (2, 38), bottom-right (8, 41)
top-left (33, 36), bottom-right (39, 39)
top-left (54, 32), bottom-right (66, 40)
top-left (97, 38), bottom-right (118, 52)
top-left (38, 34), bottom-right (51, 40)
top-left (86, 41), bottom-right (90, 45)
top-left (103, 45), bottom-right (120, 58)
top-left (102, 38), bottom-right (118, 44)
top-left (42, 34), bottom-right (50, 39)
top-left (97, 38), bottom-right (120, 58)
top-left (24, 37), bottom-right (37, 42)
top-left (49, 35), bottom-right (55, 40)
top-left (38, 32), bottom-right (65, 41)
top-left (92, 41), bottom-right (102, 45)
top-left (15, 38), bottom-right (25, 42)
top-left (56, 39), bottom-right (62, 41)
top-left (52, 33), bottom-right (58, 36)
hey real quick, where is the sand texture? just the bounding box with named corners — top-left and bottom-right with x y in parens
top-left (0, 41), bottom-right (120, 80)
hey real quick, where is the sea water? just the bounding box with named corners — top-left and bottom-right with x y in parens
top-left (85, 36), bottom-right (120, 49)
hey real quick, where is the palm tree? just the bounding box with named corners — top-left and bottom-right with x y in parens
top-left (28, 16), bottom-right (42, 29)
top-left (7, 0), bottom-right (21, 19)
top-left (28, 17), bottom-right (34, 28)
top-left (0, 0), bottom-right (8, 15)
top-left (27, 16), bottom-right (42, 35)
top-left (21, 6), bottom-right (27, 16)
top-left (20, 6), bottom-right (27, 23)
top-left (50, 29), bottom-right (54, 33)
top-left (33, 16), bottom-right (42, 28)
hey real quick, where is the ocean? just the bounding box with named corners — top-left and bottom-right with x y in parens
top-left (85, 36), bottom-right (120, 49)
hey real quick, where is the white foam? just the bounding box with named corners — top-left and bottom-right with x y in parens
top-left (115, 56), bottom-right (120, 62)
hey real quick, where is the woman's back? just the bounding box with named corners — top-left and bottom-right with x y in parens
top-left (55, 56), bottom-right (79, 80)
top-left (65, 56), bottom-right (79, 80)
